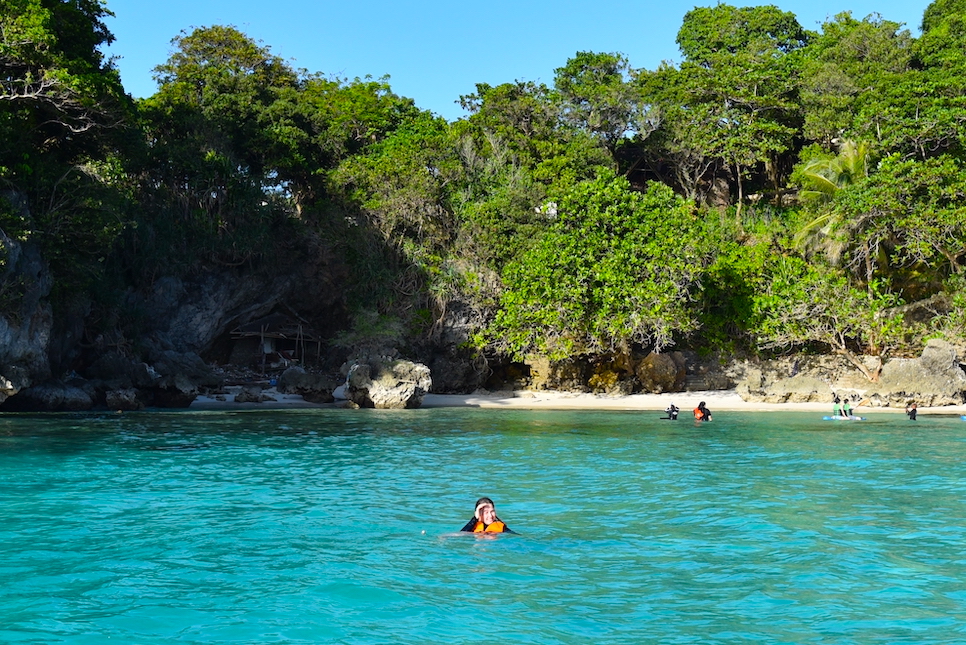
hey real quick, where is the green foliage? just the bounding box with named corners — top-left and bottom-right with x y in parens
top-left (485, 172), bottom-right (711, 358)
top-left (553, 51), bottom-right (645, 151)
top-left (753, 256), bottom-right (906, 378)
top-left (0, 0), bottom-right (132, 303)
top-left (826, 154), bottom-right (966, 285)
top-left (7, 1), bottom-right (966, 376)
top-left (332, 309), bottom-right (407, 350)
top-left (676, 4), bottom-right (810, 64)
top-left (798, 13), bottom-right (912, 147)
top-left (331, 110), bottom-right (458, 262)
top-left (640, 4), bottom-right (808, 205)
top-left (697, 230), bottom-right (776, 347)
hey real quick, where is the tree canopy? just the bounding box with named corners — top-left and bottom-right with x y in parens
top-left (3, 0), bottom-right (966, 384)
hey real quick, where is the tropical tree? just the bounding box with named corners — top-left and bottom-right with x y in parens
top-left (795, 139), bottom-right (870, 203)
top-left (0, 0), bottom-right (131, 296)
top-left (553, 51), bottom-right (649, 154)
top-left (798, 12), bottom-right (912, 147)
top-left (640, 4), bottom-right (808, 211)
top-left (485, 172), bottom-right (713, 359)
top-left (754, 257), bottom-right (905, 381)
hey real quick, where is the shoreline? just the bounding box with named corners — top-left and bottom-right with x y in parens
top-left (189, 386), bottom-right (966, 415)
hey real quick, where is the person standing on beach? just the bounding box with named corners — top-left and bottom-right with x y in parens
top-left (693, 402), bottom-right (712, 421)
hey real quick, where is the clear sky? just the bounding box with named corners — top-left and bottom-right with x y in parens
top-left (103, 0), bottom-right (930, 122)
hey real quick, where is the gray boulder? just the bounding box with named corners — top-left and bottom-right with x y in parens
top-left (3, 382), bottom-right (94, 411)
top-left (85, 351), bottom-right (161, 389)
top-left (758, 376), bottom-right (832, 403)
top-left (636, 351), bottom-right (686, 393)
top-left (0, 365), bottom-right (31, 405)
top-left (152, 373), bottom-right (200, 408)
top-left (0, 227), bottom-right (55, 398)
top-left (278, 366), bottom-right (336, 403)
top-left (869, 339), bottom-right (966, 406)
top-left (234, 385), bottom-right (276, 403)
top-left (346, 359), bottom-right (432, 409)
top-left (105, 388), bottom-right (146, 411)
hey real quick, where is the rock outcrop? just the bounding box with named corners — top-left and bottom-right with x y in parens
top-left (278, 366), bottom-right (336, 403)
top-left (0, 230), bottom-right (54, 403)
top-left (346, 359), bottom-right (432, 409)
top-left (2, 381), bottom-right (94, 412)
top-left (737, 340), bottom-right (966, 406)
top-left (866, 340), bottom-right (966, 406)
top-left (636, 351), bottom-right (686, 393)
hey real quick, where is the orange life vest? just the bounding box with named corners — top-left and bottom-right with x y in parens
top-left (472, 520), bottom-right (506, 533)
top-left (694, 407), bottom-right (706, 420)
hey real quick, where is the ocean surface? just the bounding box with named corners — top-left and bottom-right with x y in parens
top-left (2, 408), bottom-right (965, 644)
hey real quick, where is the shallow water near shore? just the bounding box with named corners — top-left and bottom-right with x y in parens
top-left (2, 409), bottom-right (966, 644)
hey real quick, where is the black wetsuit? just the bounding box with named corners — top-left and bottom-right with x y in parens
top-left (907, 407), bottom-right (917, 420)
top-left (665, 405), bottom-right (679, 420)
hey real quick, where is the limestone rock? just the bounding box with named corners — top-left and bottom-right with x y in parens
top-left (0, 365), bottom-right (31, 405)
top-left (105, 388), bottom-right (146, 411)
top-left (234, 385), bottom-right (274, 403)
top-left (868, 339), bottom-right (966, 406)
top-left (636, 351), bottom-right (686, 393)
top-left (152, 374), bottom-right (199, 408)
top-left (3, 382), bottom-right (93, 411)
top-left (346, 359), bottom-right (432, 409)
top-left (278, 366), bottom-right (336, 403)
top-left (0, 228), bottom-right (55, 394)
top-left (759, 376), bottom-right (832, 403)
top-left (85, 351), bottom-right (161, 389)
top-left (524, 355), bottom-right (589, 392)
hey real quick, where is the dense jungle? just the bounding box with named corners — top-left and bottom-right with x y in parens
top-left (2, 0), bottom-right (966, 405)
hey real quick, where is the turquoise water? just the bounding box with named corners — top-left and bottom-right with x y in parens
top-left (2, 409), bottom-right (966, 644)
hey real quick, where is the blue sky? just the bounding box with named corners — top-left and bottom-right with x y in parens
top-left (103, 0), bottom-right (929, 121)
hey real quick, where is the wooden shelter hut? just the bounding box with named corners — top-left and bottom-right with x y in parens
top-left (229, 312), bottom-right (321, 372)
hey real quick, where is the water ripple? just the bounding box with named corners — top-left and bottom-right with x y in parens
top-left (2, 410), bottom-right (966, 643)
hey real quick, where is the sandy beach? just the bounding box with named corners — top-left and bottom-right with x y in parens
top-left (189, 386), bottom-right (966, 415)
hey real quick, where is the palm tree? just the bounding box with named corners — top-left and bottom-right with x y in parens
top-left (797, 139), bottom-right (869, 203)
top-left (794, 140), bottom-right (872, 268)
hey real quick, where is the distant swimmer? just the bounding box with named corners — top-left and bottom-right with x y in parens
top-left (693, 402), bottom-right (712, 421)
top-left (460, 497), bottom-right (514, 533)
top-left (906, 402), bottom-right (918, 420)
top-left (664, 403), bottom-right (679, 420)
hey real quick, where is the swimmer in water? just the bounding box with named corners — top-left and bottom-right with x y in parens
top-left (693, 402), bottom-right (712, 421)
top-left (459, 497), bottom-right (513, 533)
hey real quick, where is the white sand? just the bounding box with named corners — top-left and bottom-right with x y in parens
top-left (190, 385), bottom-right (966, 415)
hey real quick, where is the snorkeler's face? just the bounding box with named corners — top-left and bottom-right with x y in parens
top-left (478, 504), bottom-right (496, 524)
